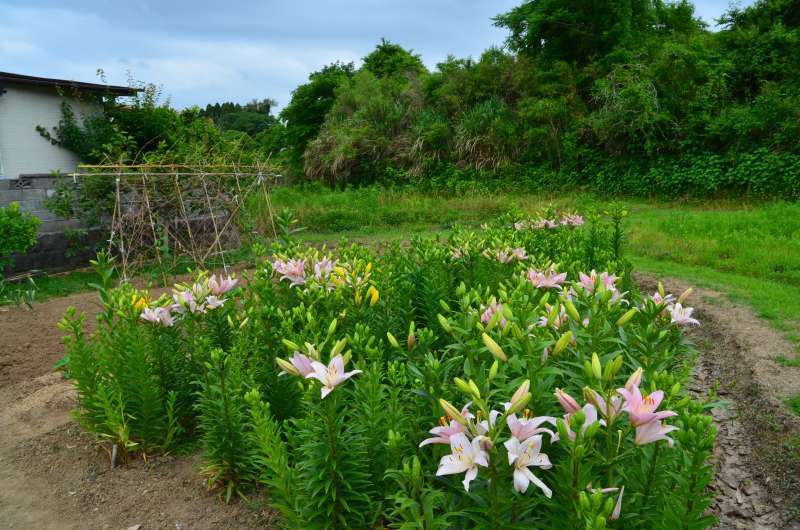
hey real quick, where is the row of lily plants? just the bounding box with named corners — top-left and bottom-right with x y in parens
top-left (59, 207), bottom-right (717, 529)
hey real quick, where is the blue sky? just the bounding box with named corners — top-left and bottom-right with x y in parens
top-left (0, 1), bottom-right (751, 110)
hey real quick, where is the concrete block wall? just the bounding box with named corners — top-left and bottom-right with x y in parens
top-left (2, 175), bottom-right (100, 274)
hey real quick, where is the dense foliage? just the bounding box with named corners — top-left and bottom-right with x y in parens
top-left (44, 0), bottom-right (800, 198)
top-left (61, 210), bottom-right (718, 527)
top-left (0, 202), bottom-right (41, 272)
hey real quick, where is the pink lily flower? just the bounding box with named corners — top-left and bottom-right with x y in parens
top-left (172, 290), bottom-right (206, 314)
top-left (514, 221), bottom-right (528, 231)
top-left (527, 265), bottom-right (567, 290)
top-left (537, 304), bottom-right (567, 329)
top-left (313, 257), bottom-right (336, 280)
top-left (481, 300), bottom-right (508, 328)
top-left (279, 352), bottom-right (315, 378)
top-left (421, 418), bottom-right (468, 447)
top-left (208, 274), bottom-right (238, 296)
top-left (511, 247), bottom-right (528, 261)
top-left (436, 433), bottom-right (489, 492)
top-left (669, 303), bottom-right (700, 326)
top-left (585, 388), bottom-right (624, 423)
top-left (533, 218), bottom-right (558, 229)
top-left (616, 385), bottom-right (677, 427)
top-left (564, 403), bottom-right (604, 441)
top-left (140, 306), bottom-right (175, 327)
top-left (651, 291), bottom-right (674, 306)
top-left (504, 435), bottom-right (553, 496)
top-left (305, 354), bottom-right (362, 399)
top-left (205, 295), bottom-right (226, 310)
top-left (272, 258), bottom-right (306, 287)
top-left (495, 250), bottom-right (513, 264)
top-left (635, 419), bottom-right (679, 447)
top-left (578, 270), bottom-right (618, 292)
top-left (507, 413), bottom-right (558, 442)
top-left (560, 214), bottom-right (585, 227)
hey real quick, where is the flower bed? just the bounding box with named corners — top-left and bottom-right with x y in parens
top-left (59, 208), bottom-right (716, 528)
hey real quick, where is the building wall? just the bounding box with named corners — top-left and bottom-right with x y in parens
top-left (0, 84), bottom-right (95, 179)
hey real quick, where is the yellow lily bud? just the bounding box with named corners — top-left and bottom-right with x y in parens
top-left (331, 337), bottom-right (348, 357)
top-left (386, 332), bottom-right (400, 348)
top-left (282, 339), bottom-right (301, 351)
top-left (616, 308), bottom-right (638, 327)
top-left (488, 360), bottom-right (499, 382)
top-left (508, 392), bottom-right (532, 415)
top-left (482, 333), bottom-right (508, 362)
top-left (276, 358), bottom-right (299, 376)
top-left (591, 352), bottom-right (602, 381)
top-left (678, 287), bottom-right (693, 305)
top-left (365, 262), bottom-right (373, 274)
top-left (342, 350), bottom-right (352, 366)
top-left (511, 379), bottom-right (530, 405)
top-left (554, 331), bottom-right (572, 354)
top-left (439, 399), bottom-right (468, 426)
top-left (564, 300), bottom-right (581, 323)
top-left (437, 314), bottom-right (452, 333)
top-left (658, 281), bottom-right (666, 298)
top-left (468, 379), bottom-right (481, 399)
top-left (454, 377), bottom-right (472, 394)
top-left (368, 286), bottom-right (379, 306)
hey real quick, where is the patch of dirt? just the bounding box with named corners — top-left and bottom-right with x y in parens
top-left (637, 273), bottom-right (800, 529)
top-left (0, 289), bottom-right (276, 529)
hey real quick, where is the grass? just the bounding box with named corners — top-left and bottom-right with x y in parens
top-left (7, 185), bottom-right (800, 364)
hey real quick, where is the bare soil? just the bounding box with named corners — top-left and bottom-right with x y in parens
top-left (636, 274), bottom-right (800, 529)
top-left (1, 276), bottom-right (798, 528)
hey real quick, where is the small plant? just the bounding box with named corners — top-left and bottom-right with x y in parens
top-left (0, 202), bottom-right (41, 273)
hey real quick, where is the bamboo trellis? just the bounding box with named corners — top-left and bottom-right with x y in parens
top-left (71, 161), bottom-right (281, 280)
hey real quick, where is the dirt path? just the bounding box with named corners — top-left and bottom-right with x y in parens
top-left (0, 291), bottom-right (274, 530)
top-left (637, 274), bottom-right (800, 529)
top-left (1, 277), bottom-right (799, 528)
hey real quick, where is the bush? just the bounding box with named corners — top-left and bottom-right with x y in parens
top-left (0, 202), bottom-right (41, 272)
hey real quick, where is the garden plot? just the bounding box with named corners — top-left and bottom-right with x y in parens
top-left (1, 212), bottom-right (799, 528)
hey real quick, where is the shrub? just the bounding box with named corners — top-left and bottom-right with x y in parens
top-left (0, 202), bottom-right (41, 273)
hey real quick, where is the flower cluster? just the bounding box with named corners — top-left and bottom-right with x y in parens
top-left (483, 247), bottom-right (528, 263)
top-left (140, 273), bottom-right (237, 326)
top-left (276, 339), bottom-right (361, 399)
top-left (648, 284), bottom-right (700, 327)
top-left (423, 381), bottom-right (557, 495)
top-left (514, 213), bottom-right (584, 231)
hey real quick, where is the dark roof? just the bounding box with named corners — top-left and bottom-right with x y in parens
top-left (0, 72), bottom-right (140, 96)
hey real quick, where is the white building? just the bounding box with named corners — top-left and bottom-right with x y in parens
top-left (0, 71), bottom-right (136, 181)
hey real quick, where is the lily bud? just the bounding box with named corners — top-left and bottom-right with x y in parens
top-left (328, 318), bottom-right (337, 337)
top-left (591, 352), bottom-right (602, 380)
top-left (468, 379), bottom-right (481, 399)
top-left (368, 286), bottom-right (379, 306)
top-left (482, 333), bottom-right (508, 362)
top-left (677, 287), bottom-right (693, 304)
top-left (507, 392), bottom-right (532, 415)
top-left (511, 380), bottom-right (531, 405)
top-left (282, 339), bottom-right (301, 351)
top-left (611, 355), bottom-right (623, 378)
top-left (439, 399), bottom-right (467, 426)
top-left (555, 388), bottom-right (581, 414)
top-left (658, 281), bottom-right (666, 298)
top-left (624, 367), bottom-right (643, 391)
top-left (386, 332), bottom-right (400, 348)
top-left (342, 350), bottom-right (352, 366)
top-left (365, 262), bottom-right (373, 274)
top-left (671, 382), bottom-right (681, 395)
top-left (454, 377), bottom-right (472, 394)
top-left (539, 292), bottom-right (551, 307)
top-left (554, 331), bottom-right (572, 354)
top-left (331, 337), bottom-right (348, 357)
top-left (456, 282), bottom-right (466, 296)
top-left (616, 307), bottom-right (637, 327)
top-left (437, 314), bottom-right (452, 333)
top-left (439, 299), bottom-right (451, 312)
top-left (407, 332), bottom-right (416, 350)
top-left (583, 360), bottom-right (594, 380)
top-left (238, 317), bottom-right (249, 329)
top-left (564, 300), bottom-right (581, 322)
top-left (276, 357), bottom-right (299, 376)
top-left (488, 360), bottom-right (499, 382)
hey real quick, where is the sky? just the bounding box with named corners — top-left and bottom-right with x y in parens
top-left (0, 1), bottom-right (753, 111)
